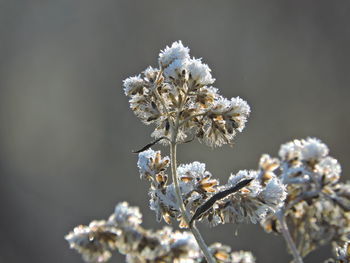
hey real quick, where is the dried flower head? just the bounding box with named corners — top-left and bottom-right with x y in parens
top-left (123, 41), bottom-right (250, 147)
top-left (66, 202), bottom-right (255, 263)
top-left (213, 169), bottom-right (286, 225)
top-left (261, 138), bottom-right (350, 259)
top-left (65, 220), bottom-right (119, 262)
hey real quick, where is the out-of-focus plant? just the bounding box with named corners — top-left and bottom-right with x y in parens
top-left (65, 41), bottom-right (349, 263)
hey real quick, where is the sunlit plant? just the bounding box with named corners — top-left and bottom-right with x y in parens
top-left (65, 41), bottom-right (350, 263)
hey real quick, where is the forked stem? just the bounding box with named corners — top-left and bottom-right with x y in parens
top-left (169, 141), bottom-right (216, 263)
top-left (276, 210), bottom-right (304, 263)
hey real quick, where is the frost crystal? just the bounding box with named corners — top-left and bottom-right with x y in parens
top-left (187, 58), bottom-right (215, 87)
top-left (123, 75), bottom-right (146, 96)
top-left (109, 202), bottom-right (142, 227)
top-left (137, 148), bottom-right (170, 181)
top-left (158, 41), bottom-right (190, 68)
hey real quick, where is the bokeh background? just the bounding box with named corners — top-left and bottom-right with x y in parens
top-left (0, 1), bottom-right (349, 262)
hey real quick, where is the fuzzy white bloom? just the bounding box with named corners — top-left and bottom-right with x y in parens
top-left (210, 96), bottom-right (232, 115)
top-left (170, 231), bottom-right (199, 251)
top-left (226, 96), bottom-right (251, 132)
top-left (176, 161), bottom-right (218, 195)
top-left (143, 66), bottom-right (159, 82)
top-left (260, 177), bottom-right (287, 207)
top-left (137, 148), bottom-right (170, 180)
top-left (123, 75), bottom-right (146, 96)
top-left (229, 97), bottom-right (251, 116)
top-left (201, 96), bottom-right (250, 147)
top-left (137, 149), bottom-right (157, 176)
top-left (227, 170), bottom-right (257, 188)
top-left (315, 156), bottom-right (341, 184)
top-left (279, 140), bottom-right (302, 161)
top-left (109, 202), bottom-right (142, 227)
top-left (300, 137), bottom-right (329, 161)
top-left (279, 137), bottom-right (329, 162)
top-left (211, 96), bottom-right (250, 123)
top-left (177, 161), bottom-right (206, 180)
top-left (187, 58), bottom-right (215, 86)
top-left (158, 41), bottom-right (190, 68)
top-left (163, 58), bottom-right (188, 81)
top-left (220, 169), bottom-right (286, 224)
top-left (65, 220), bottom-right (117, 263)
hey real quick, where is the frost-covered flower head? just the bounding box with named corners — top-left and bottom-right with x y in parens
top-left (138, 151), bottom-right (220, 227)
top-left (199, 96), bottom-right (250, 147)
top-left (187, 58), bottom-right (215, 87)
top-left (158, 41), bottom-right (190, 68)
top-left (261, 138), bottom-right (349, 259)
top-left (215, 170), bottom-right (286, 224)
top-left (177, 161), bottom-right (218, 194)
top-left (66, 202), bottom-right (256, 263)
top-left (123, 75), bottom-right (146, 96)
top-left (123, 41), bottom-right (250, 147)
top-left (65, 220), bottom-right (119, 263)
top-left (279, 137), bottom-right (329, 163)
top-left (109, 202), bottom-right (142, 228)
top-left (137, 148), bottom-right (170, 182)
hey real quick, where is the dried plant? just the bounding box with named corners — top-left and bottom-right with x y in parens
top-left (65, 41), bottom-right (349, 263)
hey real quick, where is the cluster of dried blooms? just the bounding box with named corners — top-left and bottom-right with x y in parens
top-left (261, 138), bottom-right (350, 259)
top-left (65, 202), bottom-right (255, 263)
top-left (66, 41), bottom-right (348, 263)
top-left (123, 41), bottom-right (250, 147)
top-left (138, 148), bottom-right (287, 228)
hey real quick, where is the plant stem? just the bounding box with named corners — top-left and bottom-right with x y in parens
top-left (169, 141), bottom-right (216, 263)
top-left (276, 210), bottom-right (304, 263)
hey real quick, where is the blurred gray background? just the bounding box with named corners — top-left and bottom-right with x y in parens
top-left (0, 1), bottom-right (349, 262)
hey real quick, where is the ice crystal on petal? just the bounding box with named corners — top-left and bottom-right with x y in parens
top-left (163, 58), bottom-right (188, 81)
top-left (279, 137), bottom-right (329, 163)
top-left (109, 202), bottom-right (142, 228)
top-left (300, 137), bottom-right (329, 161)
top-left (65, 220), bottom-right (118, 263)
top-left (316, 156), bottom-right (341, 184)
top-left (200, 96), bottom-right (250, 147)
top-left (187, 58), bottom-right (215, 87)
top-left (260, 177), bottom-right (287, 207)
top-left (123, 75), bottom-right (146, 96)
top-left (159, 41), bottom-right (190, 68)
top-left (279, 140), bottom-right (302, 162)
top-left (143, 66), bottom-right (159, 83)
top-left (137, 149), bottom-right (170, 181)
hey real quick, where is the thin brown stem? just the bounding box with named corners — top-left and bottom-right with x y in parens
top-left (169, 141), bottom-right (216, 263)
top-left (276, 210), bottom-right (304, 263)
